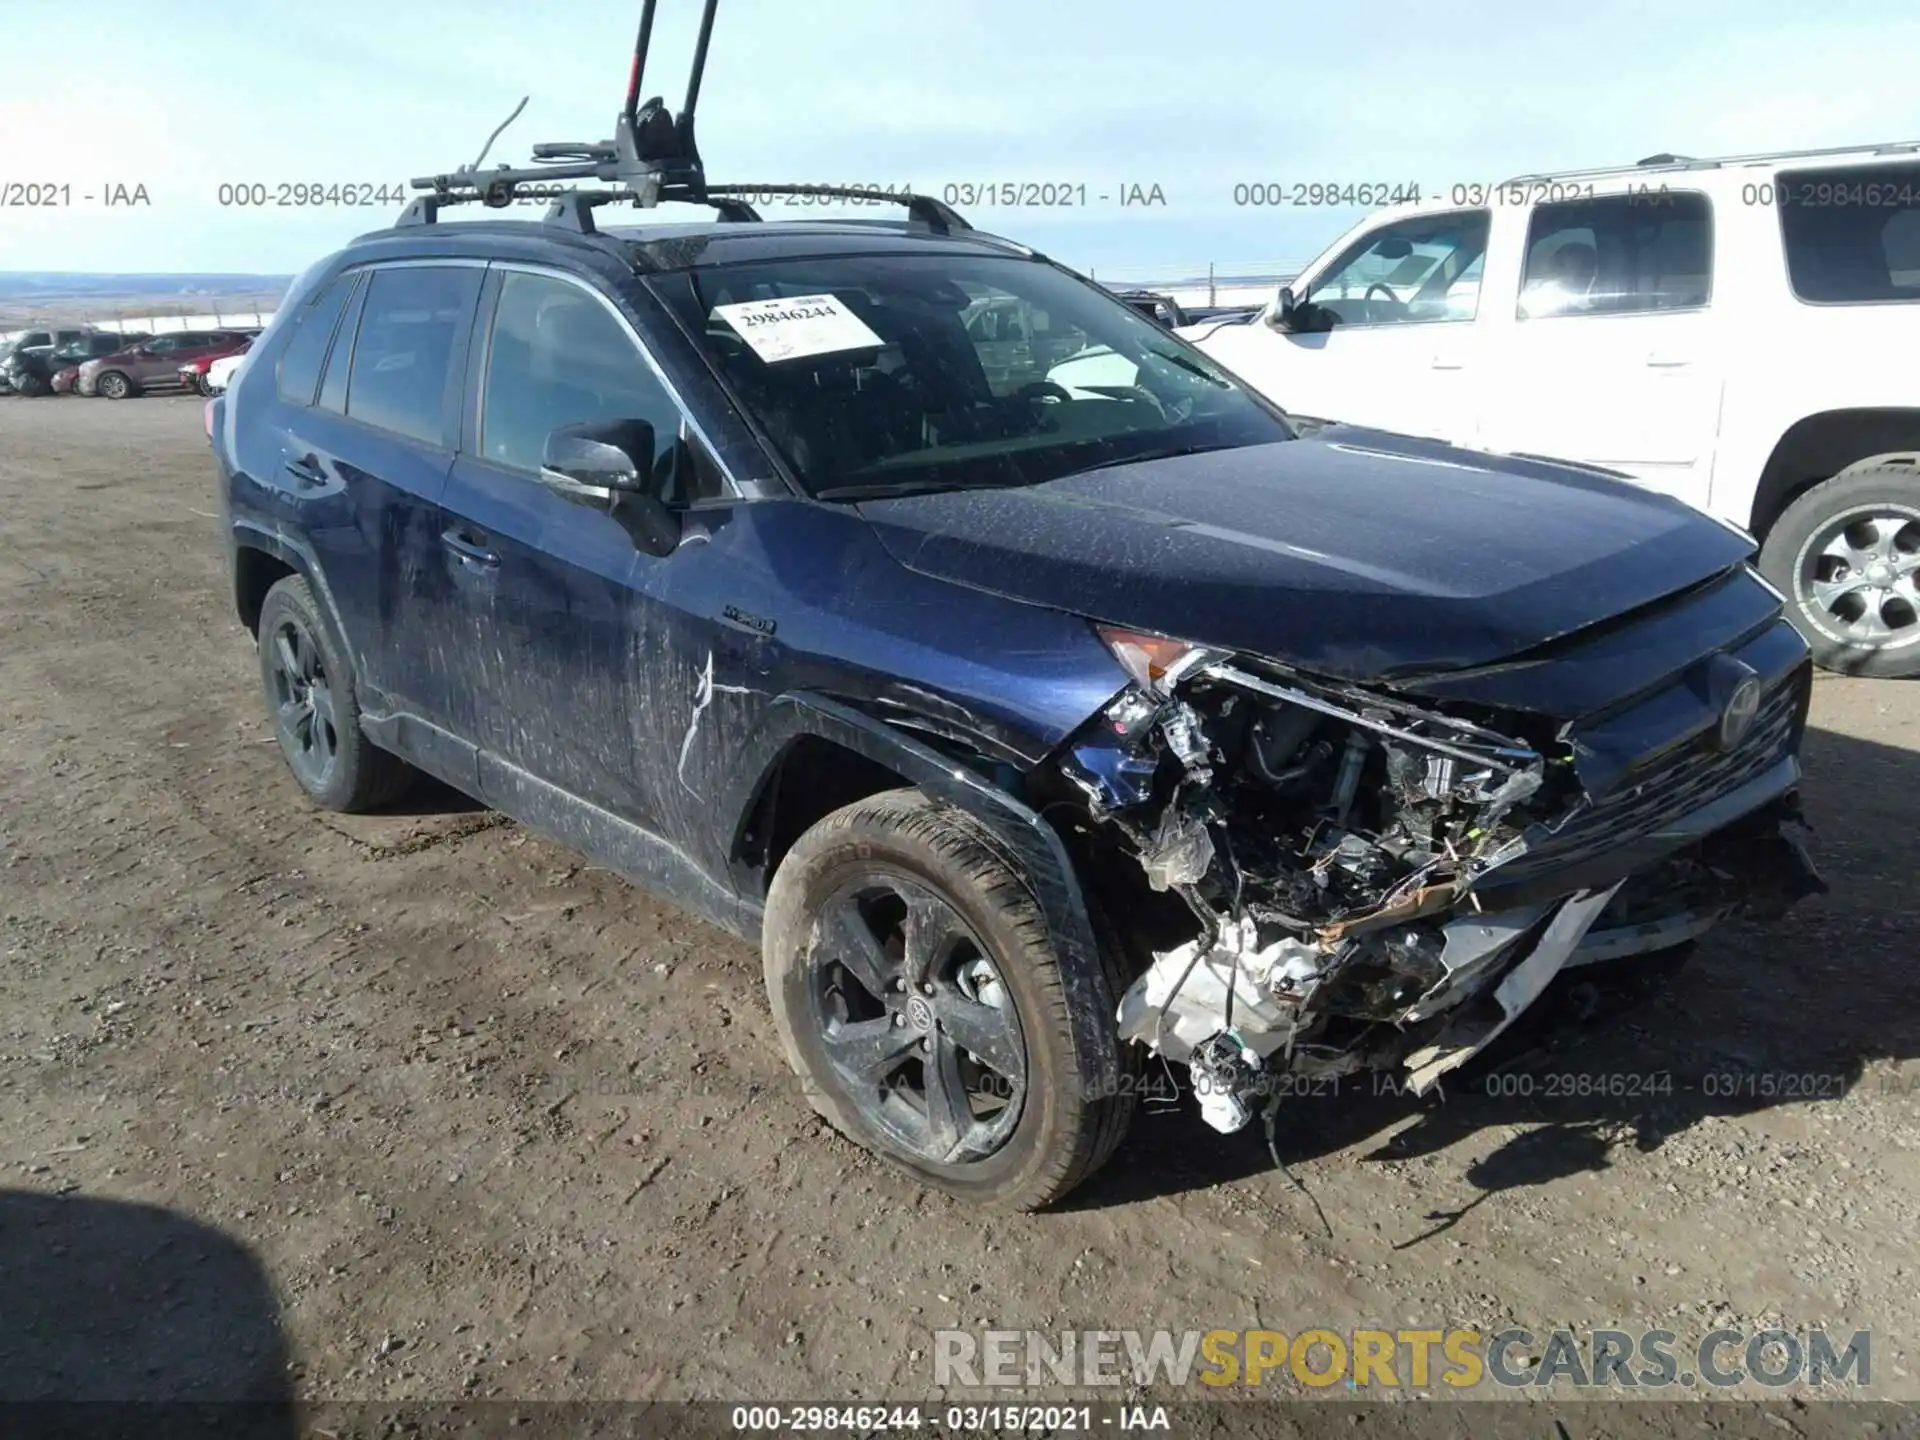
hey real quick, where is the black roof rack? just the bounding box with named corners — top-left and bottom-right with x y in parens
top-left (395, 0), bottom-right (971, 241)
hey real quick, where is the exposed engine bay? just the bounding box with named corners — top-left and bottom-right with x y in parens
top-left (1055, 646), bottom-right (1821, 1135)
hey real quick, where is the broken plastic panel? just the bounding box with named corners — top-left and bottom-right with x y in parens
top-left (1066, 648), bottom-right (1812, 1136)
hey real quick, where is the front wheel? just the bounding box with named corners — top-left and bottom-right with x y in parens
top-left (13, 373), bottom-right (49, 398)
top-left (763, 791), bottom-right (1134, 1210)
top-left (96, 370), bottom-right (135, 400)
top-left (1760, 466), bottom-right (1920, 678)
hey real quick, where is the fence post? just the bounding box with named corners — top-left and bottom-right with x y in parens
top-left (1208, 261), bottom-right (1216, 307)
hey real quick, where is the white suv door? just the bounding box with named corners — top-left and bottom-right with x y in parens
top-left (1197, 209), bottom-right (1491, 443)
top-left (1475, 190), bottom-right (1724, 505)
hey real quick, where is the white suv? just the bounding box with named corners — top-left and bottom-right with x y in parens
top-left (1187, 141), bottom-right (1920, 677)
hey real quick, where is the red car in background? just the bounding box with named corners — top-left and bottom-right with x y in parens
top-left (177, 334), bottom-right (256, 397)
top-left (76, 330), bottom-right (254, 398)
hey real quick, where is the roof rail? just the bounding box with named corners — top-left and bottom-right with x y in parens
top-left (1502, 138), bottom-right (1920, 187)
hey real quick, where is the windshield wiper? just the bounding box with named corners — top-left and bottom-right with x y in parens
top-left (1064, 441), bottom-right (1243, 477)
top-left (812, 479), bottom-right (977, 500)
top-left (1145, 346), bottom-right (1231, 388)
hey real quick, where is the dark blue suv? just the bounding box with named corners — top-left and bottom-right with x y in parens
top-left (213, 209), bottom-right (1821, 1208)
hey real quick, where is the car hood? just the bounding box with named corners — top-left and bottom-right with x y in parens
top-left (856, 428), bottom-right (1755, 681)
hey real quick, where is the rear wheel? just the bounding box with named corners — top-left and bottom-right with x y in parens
top-left (1760, 466), bottom-right (1920, 678)
top-left (255, 576), bottom-right (415, 812)
top-left (96, 370), bottom-right (135, 400)
top-left (763, 790), bottom-right (1134, 1210)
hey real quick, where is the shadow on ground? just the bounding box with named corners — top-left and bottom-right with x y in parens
top-left (0, 1189), bottom-right (294, 1436)
top-left (1068, 715), bottom-right (1920, 1218)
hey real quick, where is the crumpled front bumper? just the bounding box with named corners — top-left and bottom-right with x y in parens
top-left (1113, 793), bottom-right (1824, 1126)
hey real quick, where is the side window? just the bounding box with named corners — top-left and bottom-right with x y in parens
top-left (346, 266), bottom-right (481, 448)
top-left (1301, 210), bottom-right (1491, 328)
top-left (275, 274), bottom-right (356, 407)
top-left (477, 271), bottom-right (722, 504)
top-left (1519, 192), bottom-right (1712, 319)
top-left (1777, 162), bottom-right (1920, 304)
top-left (145, 337), bottom-right (180, 355)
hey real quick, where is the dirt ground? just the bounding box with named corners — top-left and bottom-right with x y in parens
top-left (2, 395), bottom-right (1918, 1420)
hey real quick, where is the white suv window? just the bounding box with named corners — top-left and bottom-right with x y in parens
top-left (1777, 161), bottom-right (1920, 304)
top-left (1519, 192), bottom-right (1712, 318)
top-left (1297, 210), bottom-right (1491, 329)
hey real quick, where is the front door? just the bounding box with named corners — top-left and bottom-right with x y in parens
top-left (1203, 208), bottom-right (1491, 443)
top-left (438, 266), bottom-right (727, 829)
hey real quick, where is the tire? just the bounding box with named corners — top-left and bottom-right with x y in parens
top-left (255, 575), bottom-right (415, 812)
top-left (96, 370), bottom-right (136, 400)
top-left (14, 373), bottom-right (49, 398)
top-left (1759, 466), bottom-right (1920, 678)
top-left (763, 790), bottom-right (1135, 1210)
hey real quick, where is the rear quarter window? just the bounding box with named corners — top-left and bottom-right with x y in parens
top-left (274, 274), bottom-right (356, 407)
top-left (1775, 161), bottom-right (1920, 304)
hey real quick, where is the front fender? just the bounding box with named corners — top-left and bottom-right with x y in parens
top-left (721, 693), bottom-right (1121, 1099)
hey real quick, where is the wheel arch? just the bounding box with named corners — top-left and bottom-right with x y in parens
top-left (725, 693), bottom-right (1121, 1097)
top-left (1747, 408), bottom-right (1920, 538)
top-left (230, 525), bottom-right (355, 666)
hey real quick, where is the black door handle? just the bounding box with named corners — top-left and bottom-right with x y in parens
top-left (441, 527), bottom-right (500, 568)
top-left (283, 455), bottom-right (325, 487)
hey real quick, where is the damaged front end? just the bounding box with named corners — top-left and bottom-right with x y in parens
top-left (1055, 629), bottom-right (1823, 1135)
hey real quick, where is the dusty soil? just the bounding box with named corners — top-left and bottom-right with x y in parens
top-left (2, 396), bottom-right (1918, 1420)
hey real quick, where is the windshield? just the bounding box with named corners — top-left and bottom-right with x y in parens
top-left (656, 254), bottom-right (1294, 498)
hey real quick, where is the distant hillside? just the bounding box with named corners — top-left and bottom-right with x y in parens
top-left (0, 272), bottom-right (295, 302)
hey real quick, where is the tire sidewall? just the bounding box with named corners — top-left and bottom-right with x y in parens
top-left (1760, 468), bottom-right (1920, 678)
top-left (764, 805), bottom-right (1090, 1206)
top-left (98, 372), bottom-right (131, 400)
top-left (256, 578), bottom-right (367, 810)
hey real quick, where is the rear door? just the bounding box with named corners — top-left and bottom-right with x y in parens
top-left (268, 262), bottom-right (485, 761)
top-left (1476, 191), bottom-right (1722, 504)
top-left (438, 264), bottom-right (721, 827)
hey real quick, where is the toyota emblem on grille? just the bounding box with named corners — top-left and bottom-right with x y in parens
top-left (1703, 652), bottom-right (1766, 753)
top-left (1717, 675), bottom-right (1763, 751)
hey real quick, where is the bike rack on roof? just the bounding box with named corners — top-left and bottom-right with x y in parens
top-left (395, 0), bottom-right (972, 239)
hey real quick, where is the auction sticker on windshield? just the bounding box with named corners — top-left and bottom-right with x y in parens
top-left (713, 293), bottom-right (884, 363)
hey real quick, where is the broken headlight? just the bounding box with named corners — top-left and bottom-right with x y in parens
top-left (1095, 625), bottom-right (1223, 695)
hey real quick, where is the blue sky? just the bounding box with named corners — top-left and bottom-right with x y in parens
top-left (3, 0), bottom-right (1916, 278)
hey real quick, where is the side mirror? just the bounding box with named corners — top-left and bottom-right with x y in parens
top-left (538, 419), bottom-right (681, 557)
top-left (1269, 285), bottom-right (1299, 331)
